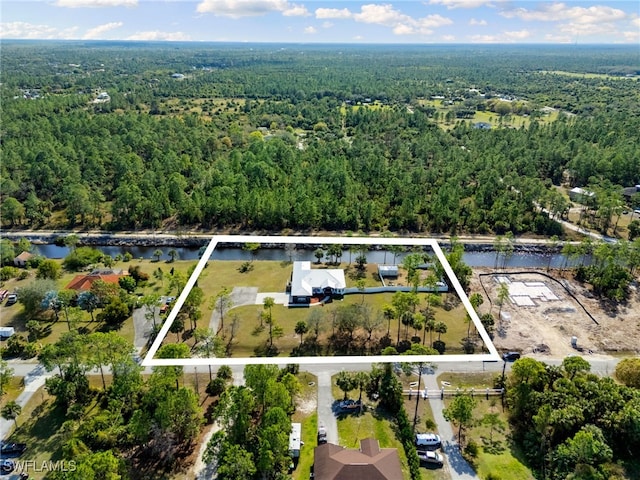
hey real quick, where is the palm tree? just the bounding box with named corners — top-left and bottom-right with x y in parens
top-left (153, 249), bottom-right (163, 262)
top-left (424, 317), bottom-right (436, 346)
top-left (263, 296), bottom-right (276, 347)
top-left (168, 248), bottom-right (178, 263)
top-left (294, 321), bottom-right (308, 345)
top-left (434, 321), bottom-right (447, 341)
top-left (382, 304), bottom-right (395, 336)
top-left (1, 400), bottom-right (21, 429)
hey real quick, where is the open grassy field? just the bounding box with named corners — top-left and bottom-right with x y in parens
top-left (185, 291), bottom-right (471, 358)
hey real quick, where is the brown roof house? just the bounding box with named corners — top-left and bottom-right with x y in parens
top-left (66, 269), bottom-right (128, 291)
top-left (13, 251), bottom-right (34, 267)
top-left (313, 438), bottom-right (403, 480)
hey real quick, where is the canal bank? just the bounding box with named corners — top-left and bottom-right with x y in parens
top-left (1, 230), bottom-right (581, 269)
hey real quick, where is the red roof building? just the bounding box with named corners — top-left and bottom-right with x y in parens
top-left (65, 269), bottom-right (128, 291)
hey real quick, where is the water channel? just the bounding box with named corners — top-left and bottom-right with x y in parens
top-left (32, 244), bottom-right (575, 269)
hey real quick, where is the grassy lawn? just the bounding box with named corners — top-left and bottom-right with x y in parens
top-left (437, 373), bottom-right (535, 480)
top-left (1, 375), bottom-right (24, 404)
top-left (217, 293), bottom-right (470, 358)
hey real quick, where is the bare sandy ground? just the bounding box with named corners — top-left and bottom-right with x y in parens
top-left (471, 268), bottom-right (640, 358)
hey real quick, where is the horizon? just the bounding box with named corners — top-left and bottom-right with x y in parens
top-left (2, 1), bottom-right (638, 45)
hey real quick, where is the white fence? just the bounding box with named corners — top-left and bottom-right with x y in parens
top-left (403, 387), bottom-right (504, 400)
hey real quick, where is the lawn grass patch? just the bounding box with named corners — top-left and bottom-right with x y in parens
top-left (2, 375), bottom-right (24, 404)
top-left (292, 412), bottom-right (317, 480)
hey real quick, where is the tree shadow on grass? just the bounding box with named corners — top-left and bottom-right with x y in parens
top-left (11, 400), bottom-right (67, 460)
top-left (481, 436), bottom-right (506, 454)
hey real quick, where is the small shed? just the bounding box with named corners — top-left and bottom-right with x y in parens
top-left (378, 265), bottom-right (399, 278)
top-left (13, 251), bottom-right (34, 267)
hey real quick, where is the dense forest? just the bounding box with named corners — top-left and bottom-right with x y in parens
top-left (1, 42), bottom-right (639, 235)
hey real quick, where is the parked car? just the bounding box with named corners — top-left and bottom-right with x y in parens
top-left (5, 293), bottom-right (17, 305)
top-left (415, 433), bottom-right (441, 449)
top-left (317, 426), bottom-right (327, 444)
top-left (502, 351), bottom-right (521, 362)
top-left (417, 450), bottom-right (444, 467)
top-left (0, 442), bottom-right (27, 456)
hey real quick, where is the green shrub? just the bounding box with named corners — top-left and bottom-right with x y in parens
top-left (465, 439), bottom-right (479, 458)
top-left (216, 365), bottom-right (233, 381)
top-left (206, 378), bottom-right (227, 397)
top-left (0, 266), bottom-right (18, 280)
top-left (63, 247), bottom-right (103, 271)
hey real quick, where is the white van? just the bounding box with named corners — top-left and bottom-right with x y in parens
top-left (415, 433), bottom-right (441, 448)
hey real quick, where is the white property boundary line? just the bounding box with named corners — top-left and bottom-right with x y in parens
top-left (142, 235), bottom-right (500, 367)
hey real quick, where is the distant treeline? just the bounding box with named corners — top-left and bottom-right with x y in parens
top-left (1, 43), bottom-right (639, 234)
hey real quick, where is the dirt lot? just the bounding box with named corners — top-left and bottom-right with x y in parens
top-left (471, 268), bottom-right (640, 358)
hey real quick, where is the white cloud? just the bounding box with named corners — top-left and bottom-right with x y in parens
top-left (469, 18), bottom-right (487, 26)
top-left (354, 4), bottom-right (405, 26)
top-left (623, 30), bottom-right (639, 41)
top-left (0, 21), bottom-right (78, 39)
top-left (442, 34), bottom-right (456, 41)
top-left (393, 24), bottom-right (418, 35)
top-left (469, 29), bottom-right (530, 43)
top-left (315, 7), bottom-right (352, 19)
top-left (503, 29), bottom-right (531, 40)
top-left (196, 0), bottom-right (293, 18)
top-left (429, 0), bottom-right (495, 9)
top-left (558, 21), bottom-right (617, 37)
top-left (283, 4), bottom-right (309, 16)
top-left (304, 26), bottom-right (317, 34)
top-left (321, 21), bottom-right (334, 28)
top-left (83, 21), bottom-right (123, 39)
top-left (55, 0), bottom-right (137, 7)
top-left (352, 4), bottom-right (452, 35)
top-left (545, 33), bottom-right (572, 43)
top-left (353, 35), bottom-right (364, 40)
top-left (631, 17), bottom-right (640, 27)
top-left (501, 3), bottom-right (627, 24)
top-left (127, 30), bottom-right (190, 41)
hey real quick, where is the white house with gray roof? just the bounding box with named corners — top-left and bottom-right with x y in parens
top-left (290, 261), bottom-right (346, 304)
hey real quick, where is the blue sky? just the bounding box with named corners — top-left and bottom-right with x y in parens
top-left (1, 1), bottom-right (639, 44)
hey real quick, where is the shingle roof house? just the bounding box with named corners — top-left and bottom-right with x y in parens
top-left (313, 438), bottom-right (403, 480)
top-left (13, 251), bottom-right (34, 267)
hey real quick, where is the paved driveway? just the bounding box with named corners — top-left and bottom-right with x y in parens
top-left (132, 305), bottom-right (156, 352)
top-left (255, 292), bottom-right (289, 305)
top-left (316, 371), bottom-right (339, 445)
